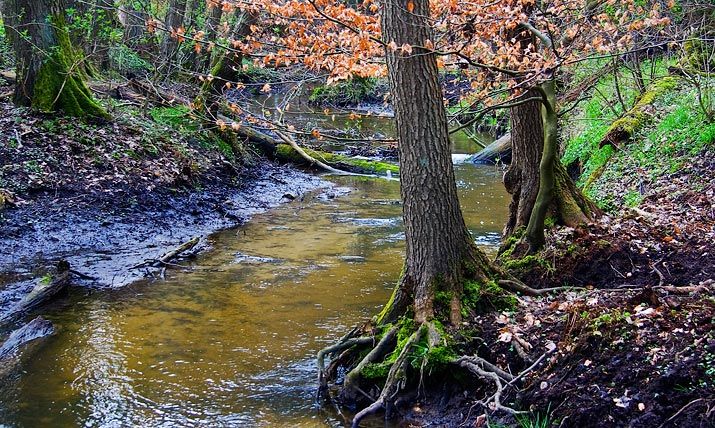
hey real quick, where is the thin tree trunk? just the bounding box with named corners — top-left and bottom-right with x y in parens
top-left (524, 80), bottom-right (558, 252)
top-left (194, 12), bottom-right (253, 119)
top-left (523, 81), bottom-right (600, 252)
top-left (380, 0), bottom-right (495, 325)
top-left (160, 0), bottom-right (187, 72)
top-left (198, 0), bottom-right (223, 73)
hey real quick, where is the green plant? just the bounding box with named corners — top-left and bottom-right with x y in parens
top-left (309, 77), bottom-right (382, 106)
top-left (516, 404), bottom-right (553, 428)
top-left (623, 190), bottom-right (643, 207)
top-left (0, 19), bottom-right (13, 68)
top-left (108, 44), bottom-right (152, 75)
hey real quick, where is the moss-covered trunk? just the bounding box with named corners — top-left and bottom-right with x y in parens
top-left (504, 81), bottom-right (599, 254)
top-left (2, 0), bottom-right (107, 118)
top-left (522, 80), bottom-right (600, 253)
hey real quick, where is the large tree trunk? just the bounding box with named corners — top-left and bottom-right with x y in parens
top-left (2, 0), bottom-right (107, 118)
top-left (380, 0), bottom-right (495, 325)
top-left (502, 89), bottom-right (543, 241)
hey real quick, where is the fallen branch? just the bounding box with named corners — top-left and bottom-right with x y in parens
top-left (274, 129), bottom-right (374, 177)
top-left (498, 279), bottom-right (584, 296)
top-left (131, 236), bottom-right (201, 270)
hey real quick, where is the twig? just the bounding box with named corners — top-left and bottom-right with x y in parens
top-left (499, 279), bottom-right (585, 296)
top-left (657, 398), bottom-right (706, 428)
top-left (69, 269), bottom-right (97, 280)
top-left (130, 236), bottom-right (200, 269)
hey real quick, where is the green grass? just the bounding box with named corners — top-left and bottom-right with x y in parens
top-left (563, 56), bottom-right (714, 211)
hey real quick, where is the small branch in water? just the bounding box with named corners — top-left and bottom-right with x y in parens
top-left (130, 236), bottom-right (201, 270)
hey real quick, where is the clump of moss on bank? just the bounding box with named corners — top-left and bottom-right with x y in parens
top-left (274, 143), bottom-right (398, 175)
top-left (309, 77), bottom-right (385, 106)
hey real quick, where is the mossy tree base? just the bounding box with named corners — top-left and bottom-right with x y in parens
top-left (33, 51), bottom-right (108, 119)
top-left (316, 247), bottom-right (552, 427)
top-left (4, 0), bottom-right (108, 119)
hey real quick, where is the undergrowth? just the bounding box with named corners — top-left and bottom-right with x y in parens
top-left (563, 57), bottom-right (715, 211)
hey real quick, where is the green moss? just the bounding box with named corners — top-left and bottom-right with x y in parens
top-left (376, 286), bottom-right (399, 325)
top-left (502, 255), bottom-right (539, 271)
top-left (32, 13), bottom-right (108, 119)
top-left (361, 362), bottom-right (390, 380)
top-left (383, 316), bottom-right (416, 365)
top-left (461, 280), bottom-right (517, 316)
top-left (434, 290), bottom-right (453, 309)
top-left (683, 39), bottom-right (715, 71)
top-left (275, 144), bottom-right (399, 175)
top-left (309, 77), bottom-right (382, 106)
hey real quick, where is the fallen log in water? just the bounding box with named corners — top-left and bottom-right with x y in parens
top-left (0, 317), bottom-right (55, 361)
top-left (0, 261), bottom-right (71, 326)
top-left (469, 133), bottom-right (511, 164)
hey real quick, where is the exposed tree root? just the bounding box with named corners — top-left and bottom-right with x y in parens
top-left (317, 334), bottom-right (374, 399)
top-left (342, 326), bottom-right (398, 400)
top-left (351, 325), bottom-right (425, 428)
top-left (457, 356), bottom-right (524, 415)
top-left (456, 346), bottom-right (557, 417)
top-left (315, 272), bottom-right (580, 427)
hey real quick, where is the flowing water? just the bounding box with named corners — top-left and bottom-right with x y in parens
top-left (0, 115), bottom-right (508, 427)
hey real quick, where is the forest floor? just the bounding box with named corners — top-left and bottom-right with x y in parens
top-left (401, 148), bottom-right (714, 427)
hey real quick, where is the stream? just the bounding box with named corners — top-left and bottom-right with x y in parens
top-left (0, 108), bottom-right (509, 427)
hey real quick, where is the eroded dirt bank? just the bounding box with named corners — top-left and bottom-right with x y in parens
top-left (0, 163), bottom-right (329, 315)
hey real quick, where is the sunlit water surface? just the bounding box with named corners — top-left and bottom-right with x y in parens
top-left (0, 161), bottom-right (508, 427)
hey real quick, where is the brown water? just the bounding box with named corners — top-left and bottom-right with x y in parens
top-left (0, 162), bottom-right (508, 427)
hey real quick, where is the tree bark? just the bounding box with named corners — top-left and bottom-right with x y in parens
top-left (380, 0), bottom-right (495, 325)
top-left (522, 81), bottom-right (600, 253)
top-left (502, 89), bottom-right (543, 241)
top-left (198, 0), bottom-right (224, 73)
top-left (160, 0), bottom-right (188, 71)
top-left (2, 0), bottom-right (107, 118)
